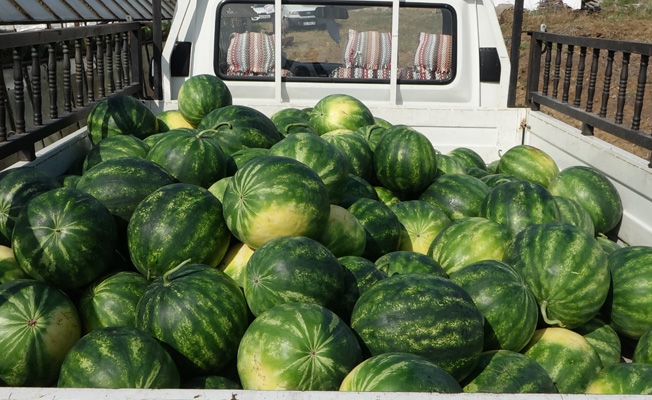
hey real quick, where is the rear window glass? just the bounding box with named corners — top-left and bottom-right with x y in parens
top-left (215, 2), bottom-right (455, 84)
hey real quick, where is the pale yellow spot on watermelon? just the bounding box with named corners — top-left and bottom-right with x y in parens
top-left (41, 307), bottom-right (81, 364)
top-left (585, 379), bottom-right (616, 394)
top-left (157, 110), bottom-right (195, 130)
top-left (245, 207), bottom-right (317, 249)
top-left (218, 241), bottom-right (255, 287)
top-left (535, 327), bottom-right (593, 352)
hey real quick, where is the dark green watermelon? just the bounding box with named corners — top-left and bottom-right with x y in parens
top-left (586, 363), bottom-right (652, 394)
top-left (420, 173), bottom-right (490, 220)
top-left (554, 195), bottom-right (595, 236)
top-left (177, 74), bottom-right (232, 126)
top-left (322, 129), bottom-right (375, 182)
top-left (448, 147), bottom-right (487, 170)
top-left (389, 200), bottom-right (452, 255)
top-left (317, 204), bottom-right (367, 258)
top-left (375, 250), bottom-right (447, 277)
top-left (225, 147), bottom-right (269, 176)
top-left (574, 317), bottom-right (622, 367)
top-left (496, 145), bottom-right (559, 187)
top-left (86, 95), bottom-right (158, 145)
top-left (347, 197), bottom-right (401, 261)
top-left (82, 135), bottom-right (149, 172)
top-left (338, 174), bottom-right (380, 208)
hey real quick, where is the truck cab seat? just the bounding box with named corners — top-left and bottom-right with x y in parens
top-left (331, 29), bottom-right (392, 79)
top-left (226, 31), bottom-right (292, 76)
top-left (399, 32), bottom-right (453, 81)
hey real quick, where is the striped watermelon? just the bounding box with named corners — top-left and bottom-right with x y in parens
top-left (221, 156), bottom-right (330, 249)
top-left (309, 94), bottom-right (375, 135)
top-left (237, 302), bottom-right (362, 390)
top-left (596, 234), bottom-right (622, 254)
top-left (435, 154), bottom-right (466, 175)
top-left (137, 262), bottom-right (249, 375)
top-left (389, 200), bottom-right (451, 255)
top-left (0, 245), bottom-right (27, 283)
top-left (448, 147), bottom-right (487, 170)
top-left (335, 256), bottom-right (387, 322)
top-left (86, 95), bottom-right (158, 145)
top-left (375, 251), bottom-right (447, 277)
top-left (82, 135), bottom-right (149, 172)
top-left (207, 176), bottom-right (232, 203)
top-left (11, 187), bottom-right (118, 289)
top-left (548, 165), bottom-right (623, 235)
top-left (603, 246), bottom-right (652, 339)
top-left (586, 363), bottom-right (652, 394)
top-left (197, 105), bottom-right (281, 156)
top-left (146, 129), bottom-right (227, 188)
top-left (480, 173), bottom-right (520, 188)
top-left (57, 326), bottom-right (179, 388)
top-left (634, 325), bottom-right (652, 363)
top-left (340, 352), bottom-right (461, 392)
top-left (347, 197), bottom-right (401, 261)
top-left (355, 124), bottom-right (389, 152)
top-left (78, 271), bottom-right (150, 333)
top-left (243, 236), bottom-right (345, 317)
top-left (374, 186), bottom-right (402, 207)
top-left (317, 204), bottom-right (367, 258)
top-left (573, 317), bottom-right (622, 367)
top-left (339, 174), bottom-right (379, 208)
top-left (271, 115), bottom-right (317, 137)
top-left (496, 145), bottom-right (559, 187)
top-left (127, 183), bottom-right (231, 279)
top-left (554, 195), bottom-right (595, 236)
top-left (465, 167), bottom-right (490, 179)
top-left (76, 157), bottom-right (175, 222)
top-left (350, 273), bottom-right (485, 381)
top-left (373, 125), bottom-right (438, 194)
top-left (177, 74), bottom-right (232, 126)
top-left (0, 167), bottom-right (61, 246)
top-left (504, 222), bottom-right (609, 328)
top-left (462, 350), bottom-right (557, 393)
top-left (521, 327), bottom-right (603, 393)
top-left (450, 260), bottom-right (538, 352)
top-left (420, 174), bottom-right (490, 220)
top-left (481, 180), bottom-right (561, 237)
top-left (225, 147), bottom-right (269, 176)
top-left (322, 129), bottom-right (375, 181)
top-left (0, 279), bottom-right (81, 386)
top-left (428, 217), bottom-right (511, 275)
top-left (269, 132), bottom-right (349, 203)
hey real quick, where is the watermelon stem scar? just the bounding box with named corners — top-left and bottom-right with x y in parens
top-left (27, 318), bottom-right (37, 327)
top-left (540, 301), bottom-right (563, 327)
top-left (162, 258), bottom-right (193, 285)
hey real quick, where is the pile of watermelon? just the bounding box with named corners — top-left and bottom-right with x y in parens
top-left (2, 73), bottom-right (652, 394)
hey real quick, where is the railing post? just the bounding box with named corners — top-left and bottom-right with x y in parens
top-left (152, 0), bottom-right (163, 100)
top-left (13, 48), bottom-right (25, 134)
top-left (63, 41), bottom-right (72, 113)
top-left (0, 71), bottom-right (6, 141)
top-left (48, 43), bottom-right (57, 120)
top-left (32, 46), bottom-right (43, 125)
top-left (526, 34), bottom-right (543, 110)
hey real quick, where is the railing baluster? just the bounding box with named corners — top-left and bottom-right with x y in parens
top-left (542, 41), bottom-right (552, 96)
top-left (13, 49), bottom-right (25, 134)
top-left (107, 35), bottom-right (115, 93)
top-left (32, 46), bottom-right (42, 125)
top-left (586, 48), bottom-right (600, 113)
top-left (122, 33), bottom-right (130, 86)
top-left (552, 43), bottom-right (563, 99)
top-left (574, 46), bottom-right (586, 107)
top-left (0, 71), bottom-right (6, 141)
top-left (615, 52), bottom-right (630, 125)
top-left (632, 54), bottom-right (648, 131)
top-left (75, 39), bottom-right (84, 107)
top-left (63, 42), bottom-right (72, 113)
top-left (562, 45), bottom-right (574, 103)
top-left (599, 50), bottom-right (615, 118)
top-left (48, 43), bottom-right (57, 120)
top-left (115, 33), bottom-right (124, 90)
top-left (97, 36), bottom-right (105, 98)
top-left (86, 37), bottom-right (95, 103)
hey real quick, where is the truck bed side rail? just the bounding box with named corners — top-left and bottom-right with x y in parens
top-left (0, 22), bottom-right (144, 165)
top-left (525, 31), bottom-right (652, 166)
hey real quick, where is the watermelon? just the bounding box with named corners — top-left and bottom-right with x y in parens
top-left (225, 147), bottom-right (269, 176)
top-left (375, 251), bottom-right (447, 277)
top-left (461, 350), bottom-right (557, 393)
top-left (480, 173), bottom-right (520, 188)
top-left (521, 327), bottom-right (603, 394)
top-left (86, 95), bottom-right (158, 145)
top-left (207, 176), bottom-right (232, 203)
top-left (177, 74), bottom-right (232, 126)
top-left (355, 124), bottom-right (388, 152)
top-left (58, 174), bottom-right (81, 188)
top-left (243, 236), bottom-right (345, 317)
top-left (347, 197), bottom-right (401, 261)
top-left (82, 135), bottom-right (149, 172)
top-left (374, 186), bottom-right (402, 206)
top-left (272, 115), bottom-right (318, 137)
top-left (0, 167), bottom-right (61, 245)
top-left (217, 240), bottom-right (255, 288)
top-left (448, 147), bottom-right (486, 170)
top-left (127, 183), bottom-right (231, 279)
top-left (428, 217), bottom-right (511, 275)
top-left (504, 222), bottom-right (609, 328)
top-left (586, 363), bottom-right (652, 394)
top-left (317, 204), bottom-right (367, 257)
top-left (420, 174), bottom-right (490, 220)
top-left (78, 271), bottom-right (149, 333)
top-left (450, 260), bottom-right (538, 352)
top-left (548, 165), bottom-right (623, 234)
top-left (146, 129), bottom-right (227, 188)
top-left (603, 246), bottom-right (652, 339)
top-left (435, 153), bottom-right (466, 175)
top-left (573, 317), bottom-right (622, 367)
top-left (389, 200), bottom-right (451, 255)
top-left (237, 302), bottom-right (362, 390)
top-left (197, 105), bottom-right (281, 156)
top-left (373, 116), bottom-right (392, 128)
top-left (596, 234), bottom-right (622, 254)
top-left (338, 174), bottom-right (379, 208)
top-left (350, 273), bottom-right (485, 381)
top-left (309, 94), bottom-right (375, 135)
top-left (486, 159), bottom-right (499, 173)
top-left (269, 132), bottom-right (349, 203)
top-left (156, 109), bottom-right (194, 132)
top-left (222, 156), bottom-right (330, 249)
top-left (322, 129), bottom-right (375, 181)
top-left (57, 326), bottom-right (179, 388)
top-left (270, 107), bottom-right (311, 123)
top-left (465, 167), bottom-right (490, 179)
top-left (334, 256), bottom-right (387, 323)
top-left (554, 195), bottom-right (595, 236)
top-left (0, 245), bottom-right (28, 283)
top-left (76, 157), bottom-right (175, 222)
top-left (496, 144), bottom-right (559, 187)
top-left (182, 375), bottom-right (242, 389)
top-left (633, 325), bottom-right (652, 363)
top-left (340, 352), bottom-right (461, 392)
top-left (137, 262), bottom-right (249, 375)
top-left (480, 180), bottom-right (561, 237)
top-left (11, 187), bottom-right (118, 289)
top-left (0, 279), bottom-right (81, 386)
top-left (373, 125), bottom-right (438, 194)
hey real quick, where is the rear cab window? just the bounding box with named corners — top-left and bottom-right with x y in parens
top-left (215, 1), bottom-right (456, 84)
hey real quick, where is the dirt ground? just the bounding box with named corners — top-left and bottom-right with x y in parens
top-left (498, 2), bottom-right (652, 161)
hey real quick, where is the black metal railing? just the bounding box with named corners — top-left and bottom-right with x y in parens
top-left (0, 22), bottom-right (145, 163)
top-left (526, 31), bottom-right (652, 166)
